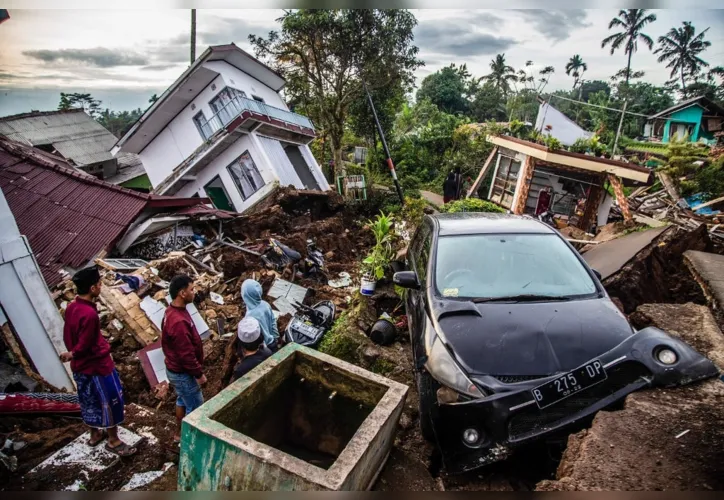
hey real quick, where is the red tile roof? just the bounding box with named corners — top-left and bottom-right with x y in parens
top-left (0, 136), bottom-right (210, 287)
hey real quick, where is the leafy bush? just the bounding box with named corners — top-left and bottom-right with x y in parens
top-left (400, 196), bottom-right (429, 229)
top-left (542, 135), bottom-right (563, 150)
top-left (693, 156), bottom-right (724, 201)
top-left (440, 198), bottom-right (505, 213)
top-left (362, 212), bottom-right (396, 280)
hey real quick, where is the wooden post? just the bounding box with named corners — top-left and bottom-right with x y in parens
top-left (608, 174), bottom-right (632, 222)
top-left (513, 156), bottom-right (535, 215)
top-left (580, 183), bottom-right (603, 231)
top-left (467, 146), bottom-right (498, 198)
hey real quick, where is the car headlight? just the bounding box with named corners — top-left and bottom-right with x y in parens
top-left (425, 337), bottom-right (485, 399)
top-left (656, 347), bottom-right (678, 365)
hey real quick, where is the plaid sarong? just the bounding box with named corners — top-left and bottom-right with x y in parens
top-left (73, 369), bottom-right (124, 429)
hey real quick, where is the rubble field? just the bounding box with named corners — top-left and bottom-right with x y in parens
top-left (2, 186), bottom-right (724, 491)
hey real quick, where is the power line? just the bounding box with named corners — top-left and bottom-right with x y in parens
top-left (543, 93), bottom-right (651, 118)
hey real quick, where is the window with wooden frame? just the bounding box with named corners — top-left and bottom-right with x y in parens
top-left (489, 155), bottom-right (521, 209)
top-left (226, 151), bottom-right (265, 201)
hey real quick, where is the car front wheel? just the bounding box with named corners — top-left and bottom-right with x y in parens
top-left (416, 371), bottom-right (437, 442)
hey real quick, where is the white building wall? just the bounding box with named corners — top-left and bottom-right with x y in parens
top-left (535, 102), bottom-right (593, 147)
top-left (206, 61), bottom-right (289, 110)
top-left (176, 133), bottom-right (279, 213)
top-left (0, 190), bottom-right (75, 391)
top-left (139, 72), bottom-right (227, 187)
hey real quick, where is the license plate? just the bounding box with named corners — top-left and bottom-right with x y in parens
top-left (531, 360), bottom-right (607, 409)
top-left (296, 321), bottom-right (317, 338)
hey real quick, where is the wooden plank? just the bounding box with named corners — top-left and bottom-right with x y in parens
top-left (656, 171), bottom-right (680, 201)
top-left (691, 195), bottom-right (724, 212)
top-left (467, 146), bottom-right (499, 198)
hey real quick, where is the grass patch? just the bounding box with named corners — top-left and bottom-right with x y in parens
top-left (370, 357), bottom-right (395, 376)
top-left (318, 309), bottom-right (363, 364)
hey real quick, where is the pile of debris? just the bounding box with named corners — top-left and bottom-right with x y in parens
top-left (0, 188), bottom-right (378, 490)
top-left (620, 172), bottom-right (723, 244)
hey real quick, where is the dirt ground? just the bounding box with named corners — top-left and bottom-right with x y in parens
top-left (3, 188), bottom-right (723, 491)
top-left (537, 302), bottom-right (724, 491)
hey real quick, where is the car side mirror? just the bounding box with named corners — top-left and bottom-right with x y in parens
top-left (393, 271), bottom-right (420, 290)
top-left (592, 269), bottom-right (602, 281)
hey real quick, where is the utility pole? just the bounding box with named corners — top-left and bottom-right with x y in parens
top-left (190, 9), bottom-right (197, 65)
top-left (611, 99), bottom-right (628, 159)
top-left (363, 81), bottom-right (404, 205)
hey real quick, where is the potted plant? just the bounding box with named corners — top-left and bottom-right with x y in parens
top-left (360, 212), bottom-right (395, 296)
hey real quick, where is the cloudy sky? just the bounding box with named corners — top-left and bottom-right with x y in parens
top-left (1, 8), bottom-right (723, 116)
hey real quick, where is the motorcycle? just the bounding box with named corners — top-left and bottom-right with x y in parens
top-left (284, 300), bottom-right (336, 347)
top-left (303, 239), bottom-right (327, 283)
top-left (537, 210), bottom-right (556, 228)
top-left (261, 238), bottom-right (327, 282)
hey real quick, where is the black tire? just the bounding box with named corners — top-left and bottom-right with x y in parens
top-left (416, 371), bottom-right (437, 442)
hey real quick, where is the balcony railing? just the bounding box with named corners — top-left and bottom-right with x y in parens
top-left (198, 96), bottom-right (314, 141)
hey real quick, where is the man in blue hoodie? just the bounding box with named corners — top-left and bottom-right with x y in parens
top-left (241, 279), bottom-right (279, 351)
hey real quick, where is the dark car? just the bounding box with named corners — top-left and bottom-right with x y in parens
top-left (394, 212), bottom-right (718, 474)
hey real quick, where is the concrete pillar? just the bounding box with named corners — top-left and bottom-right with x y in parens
top-left (0, 190), bottom-right (75, 391)
top-left (580, 183), bottom-right (603, 231)
top-left (607, 174), bottom-right (632, 222)
top-left (512, 156), bottom-right (535, 215)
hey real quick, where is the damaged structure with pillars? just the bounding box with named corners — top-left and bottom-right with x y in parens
top-left (469, 135), bottom-right (651, 232)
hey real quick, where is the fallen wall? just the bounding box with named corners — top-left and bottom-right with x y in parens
top-left (537, 302), bottom-right (724, 491)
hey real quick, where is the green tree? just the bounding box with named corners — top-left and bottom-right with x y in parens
top-left (655, 22), bottom-right (711, 96)
top-left (601, 9), bottom-right (657, 86)
top-left (565, 54), bottom-right (588, 99)
top-left (416, 63), bottom-right (471, 115)
top-left (483, 54), bottom-right (517, 97)
top-left (58, 92), bottom-right (102, 118)
top-left (468, 81), bottom-right (506, 122)
top-left (97, 108), bottom-right (143, 139)
top-left (149, 94), bottom-right (159, 104)
top-left (249, 9), bottom-right (422, 178)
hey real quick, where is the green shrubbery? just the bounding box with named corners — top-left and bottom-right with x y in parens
top-left (440, 198), bottom-right (505, 213)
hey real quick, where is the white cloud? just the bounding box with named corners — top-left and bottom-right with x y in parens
top-left (0, 8), bottom-right (723, 116)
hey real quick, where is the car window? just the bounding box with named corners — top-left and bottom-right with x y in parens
top-left (435, 233), bottom-right (597, 299)
top-left (411, 223), bottom-right (431, 278)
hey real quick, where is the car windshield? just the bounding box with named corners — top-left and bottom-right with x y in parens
top-left (435, 233), bottom-right (597, 300)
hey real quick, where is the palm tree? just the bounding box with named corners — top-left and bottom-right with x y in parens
top-left (655, 22), bottom-right (711, 95)
top-left (565, 54), bottom-right (588, 98)
top-left (484, 54), bottom-right (517, 96)
top-left (601, 9), bottom-right (657, 87)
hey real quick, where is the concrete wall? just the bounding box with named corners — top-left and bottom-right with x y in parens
top-left (206, 61), bottom-right (289, 110)
top-left (0, 190), bottom-right (75, 391)
top-left (175, 133), bottom-right (278, 213)
top-left (139, 72), bottom-right (227, 187)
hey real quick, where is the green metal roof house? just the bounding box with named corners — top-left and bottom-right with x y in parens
top-left (645, 95), bottom-right (724, 145)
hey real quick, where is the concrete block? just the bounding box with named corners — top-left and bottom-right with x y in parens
top-left (178, 343), bottom-right (408, 491)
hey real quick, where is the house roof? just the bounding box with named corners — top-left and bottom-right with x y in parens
top-left (649, 95), bottom-right (724, 120)
top-left (0, 136), bottom-right (208, 287)
top-left (488, 135), bottom-right (652, 184)
top-left (114, 44), bottom-right (286, 155)
top-left (0, 108), bottom-right (148, 184)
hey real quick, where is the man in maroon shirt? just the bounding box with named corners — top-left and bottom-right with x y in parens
top-left (60, 266), bottom-right (137, 457)
top-left (162, 275), bottom-right (206, 445)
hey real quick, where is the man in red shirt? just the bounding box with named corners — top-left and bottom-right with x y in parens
top-left (60, 267), bottom-right (137, 457)
top-left (162, 275), bottom-right (206, 445)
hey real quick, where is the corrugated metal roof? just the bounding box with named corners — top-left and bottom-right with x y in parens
top-left (0, 109), bottom-right (115, 166)
top-left (0, 137), bottom-right (211, 287)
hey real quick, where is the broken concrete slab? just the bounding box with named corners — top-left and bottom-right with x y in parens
top-left (121, 462), bottom-right (175, 491)
top-left (537, 302), bottom-right (724, 491)
top-left (26, 427), bottom-right (145, 490)
top-left (178, 343), bottom-right (408, 491)
top-left (582, 225), bottom-right (670, 280)
top-left (684, 250), bottom-right (724, 328)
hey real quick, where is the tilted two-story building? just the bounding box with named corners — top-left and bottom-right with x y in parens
top-left (113, 44), bottom-right (329, 213)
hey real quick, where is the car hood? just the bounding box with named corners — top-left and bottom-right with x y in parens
top-left (433, 297), bottom-right (634, 377)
